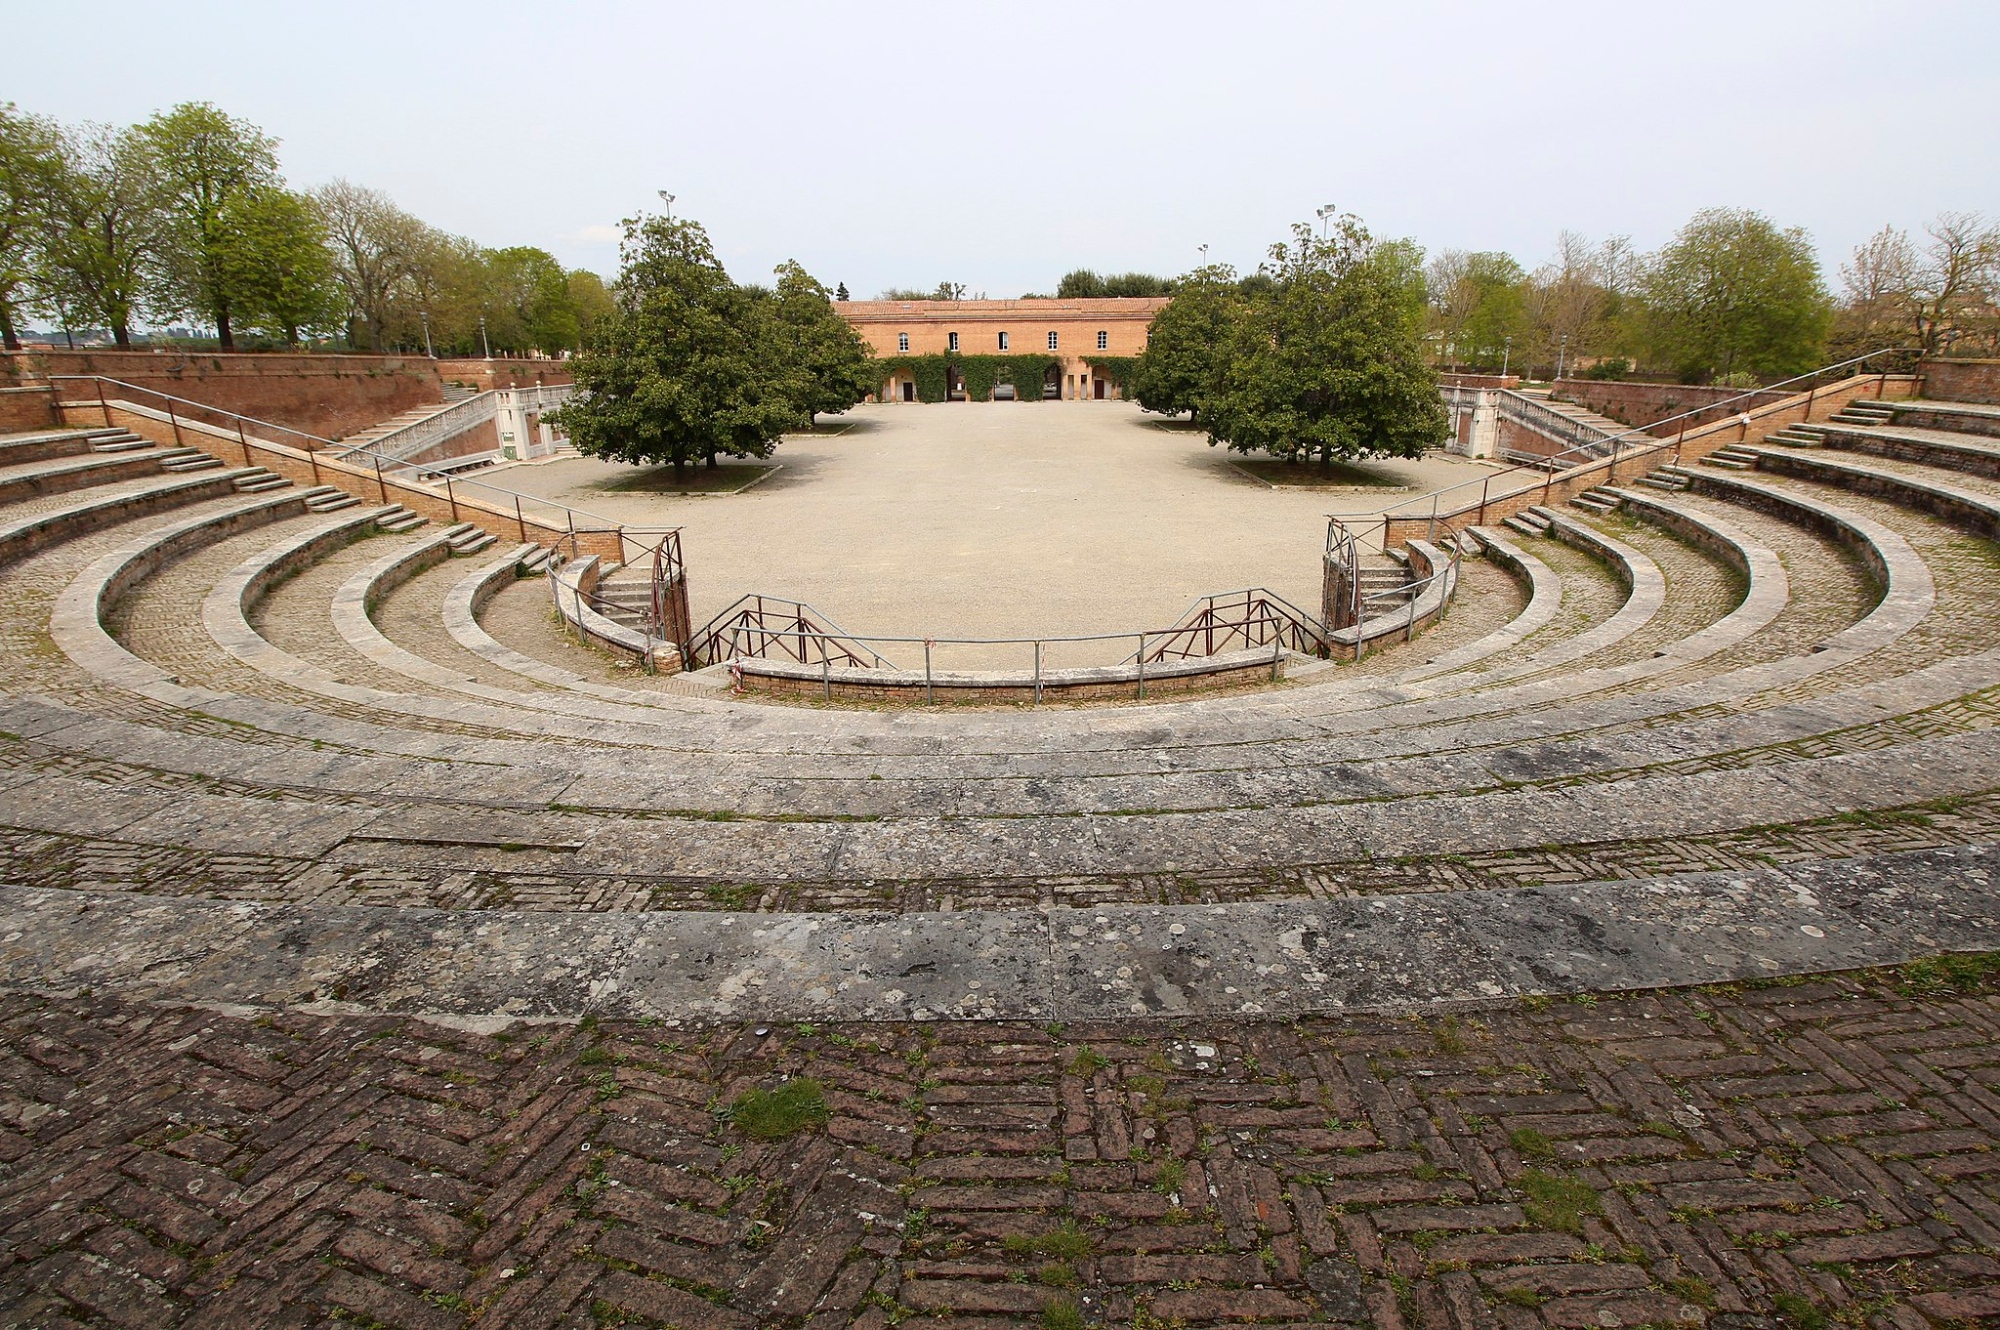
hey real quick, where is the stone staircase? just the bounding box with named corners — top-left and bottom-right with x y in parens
top-left (373, 504), bottom-right (427, 534)
top-left (85, 428), bottom-right (152, 454)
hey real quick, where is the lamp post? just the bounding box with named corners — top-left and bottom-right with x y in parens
top-left (1316, 204), bottom-right (1337, 239)
top-left (1556, 333), bottom-right (1568, 382)
top-left (479, 315), bottom-right (491, 360)
top-left (1501, 335), bottom-right (1512, 379)
top-left (657, 190), bottom-right (675, 219)
top-left (1198, 243), bottom-right (1209, 267)
top-left (420, 310), bottom-right (434, 359)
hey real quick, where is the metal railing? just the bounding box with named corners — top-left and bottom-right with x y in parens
top-left (690, 594), bottom-right (892, 670)
top-left (45, 374), bottom-right (678, 576)
top-left (1324, 514), bottom-right (1465, 660)
top-left (1373, 348), bottom-right (1919, 534)
top-left (337, 383), bottom-right (575, 464)
top-left (1493, 390), bottom-right (1619, 461)
top-left (1139, 588), bottom-right (1328, 662)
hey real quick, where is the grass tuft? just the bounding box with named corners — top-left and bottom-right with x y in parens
top-left (1519, 1169), bottom-right (1601, 1234)
top-left (726, 1078), bottom-right (829, 1140)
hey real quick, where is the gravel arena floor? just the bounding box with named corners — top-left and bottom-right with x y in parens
top-left (490, 403), bottom-right (1496, 660)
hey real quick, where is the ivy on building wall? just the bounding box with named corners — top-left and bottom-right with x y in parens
top-left (874, 353), bottom-right (1063, 403)
top-left (1087, 356), bottom-right (1142, 395)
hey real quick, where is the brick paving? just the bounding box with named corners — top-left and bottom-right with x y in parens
top-left (1, 967), bottom-right (1997, 1327)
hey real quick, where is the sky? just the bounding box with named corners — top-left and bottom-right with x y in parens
top-left (8, 0), bottom-right (1999, 298)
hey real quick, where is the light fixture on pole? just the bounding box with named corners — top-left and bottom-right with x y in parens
top-left (479, 315), bottom-right (491, 360)
top-left (1501, 335), bottom-right (1512, 379)
top-left (1316, 203), bottom-right (1337, 238)
top-left (657, 190), bottom-right (675, 219)
top-left (1557, 333), bottom-right (1569, 382)
top-left (1198, 243), bottom-right (1209, 267)
top-left (420, 310), bottom-right (434, 359)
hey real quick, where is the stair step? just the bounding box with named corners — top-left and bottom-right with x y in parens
top-left (518, 548), bottom-right (554, 574)
top-left (305, 492), bottom-right (361, 513)
top-left (1569, 494), bottom-right (1615, 514)
top-left (1702, 454), bottom-right (1754, 470)
top-left (90, 437), bottom-right (152, 454)
top-left (1501, 514), bottom-right (1549, 538)
top-left (161, 456), bottom-right (224, 473)
top-left (374, 506), bottom-right (427, 533)
top-left (1634, 475), bottom-right (1689, 491)
top-left (233, 475), bottom-right (291, 493)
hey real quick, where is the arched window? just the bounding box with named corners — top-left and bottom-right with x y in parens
top-left (1096, 330), bottom-right (1109, 350)
top-left (897, 333), bottom-right (909, 353)
top-left (997, 331), bottom-right (1010, 350)
top-left (948, 331), bottom-right (959, 351)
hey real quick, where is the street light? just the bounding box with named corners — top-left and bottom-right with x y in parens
top-left (1316, 203), bottom-right (1338, 238)
top-left (1501, 335), bottom-right (1512, 379)
top-left (420, 310), bottom-right (434, 359)
top-left (1556, 333), bottom-right (1569, 382)
top-left (657, 190), bottom-right (675, 218)
top-left (478, 315), bottom-right (491, 360)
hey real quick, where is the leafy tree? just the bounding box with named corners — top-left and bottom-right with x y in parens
top-left (313, 179), bottom-right (427, 352)
top-left (36, 123), bottom-right (163, 348)
top-left (551, 213), bottom-right (804, 478)
top-left (1426, 250), bottom-right (1525, 370)
top-left (1638, 208), bottom-right (1831, 381)
top-left (834, 281), bottom-right (848, 302)
top-left (564, 269), bottom-right (614, 345)
top-left (1203, 216), bottom-right (1444, 465)
top-left (1057, 268), bottom-right (1173, 298)
top-left (218, 186), bottom-right (339, 346)
top-left (136, 102), bottom-right (280, 349)
top-left (1131, 263), bottom-right (1241, 424)
top-left (480, 245), bottom-right (573, 353)
top-left (0, 103), bottom-right (62, 350)
top-left (766, 260), bottom-right (874, 424)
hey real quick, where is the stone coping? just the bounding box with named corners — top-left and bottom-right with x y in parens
top-left (737, 643), bottom-right (1286, 700)
top-left (46, 489), bottom-right (320, 698)
top-left (0, 842), bottom-right (1991, 1023)
top-left (1401, 527), bottom-right (1558, 679)
top-left (551, 556), bottom-right (674, 669)
top-left (1814, 420), bottom-right (2000, 478)
top-left (1741, 444), bottom-right (2000, 541)
top-left (0, 468), bottom-right (254, 564)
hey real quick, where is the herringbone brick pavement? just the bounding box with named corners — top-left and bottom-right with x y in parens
top-left (1, 964), bottom-right (1997, 1328)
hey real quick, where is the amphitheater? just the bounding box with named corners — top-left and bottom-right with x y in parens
top-left (0, 358), bottom-right (1997, 1328)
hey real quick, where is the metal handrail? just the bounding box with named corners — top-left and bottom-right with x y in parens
top-left (1378, 348), bottom-right (1919, 526)
top-left (46, 373), bottom-right (683, 576)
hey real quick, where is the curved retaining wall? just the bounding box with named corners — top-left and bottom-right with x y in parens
top-left (0, 471), bottom-right (250, 565)
top-left (738, 644), bottom-right (1288, 703)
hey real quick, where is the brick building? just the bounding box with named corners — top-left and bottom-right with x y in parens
top-left (837, 297), bottom-right (1169, 402)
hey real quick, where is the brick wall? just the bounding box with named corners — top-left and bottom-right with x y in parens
top-left (433, 359), bottom-right (575, 391)
top-left (3, 350), bottom-right (443, 440)
top-left (404, 419), bottom-right (501, 467)
top-left (1437, 373), bottom-right (1519, 391)
top-left (0, 386), bottom-right (56, 433)
top-left (1918, 358), bottom-right (2000, 404)
top-left (1551, 378), bottom-right (1792, 435)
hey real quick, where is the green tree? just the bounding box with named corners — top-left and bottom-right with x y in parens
top-left (1426, 249), bottom-right (1526, 370)
top-left (36, 123), bottom-right (162, 348)
top-left (218, 186), bottom-right (339, 346)
top-left (1638, 208), bottom-right (1831, 381)
top-left (550, 212), bottom-right (803, 479)
top-left (565, 269), bottom-right (614, 345)
top-left (479, 245), bottom-right (573, 353)
top-left (313, 179), bottom-right (427, 352)
top-left (0, 103), bottom-right (62, 351)
top-left (767, 259), bottom-right (874, 424)
top-left (136, 102), bottom-right (281, 350)
top-left (1131, 263), bottom-right (1241, 425)
top-left (1056, 269), bottom-right (1173, 299)
top-left (1204, 216), bottom-right (1444, 465)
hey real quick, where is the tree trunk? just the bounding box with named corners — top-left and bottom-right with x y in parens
top-left (113, 320), bottom-right (132, 349)
top-left (216, 306), bottom-right (234, 351)
top-left (672, 457), bottom-right (686, 480)
top-left (0, 302), bottom-right (18, 352)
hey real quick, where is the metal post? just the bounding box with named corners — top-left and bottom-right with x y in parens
top-left (445, 475), bottom-right (458, 522)
top-left (1271, 638), bottom-right (1282, 682)
top-left (1033, 641), bottom-right (1042, 705)
top-left (237, 417), bottom-right (248, 465)
top-left (374, 455), bottom-right (387, 503)
top-left (308, 446), bottom-right (319, 485)
top-left (1477, 474), bottom-right (1490, 524)
top-left (166, 398), bottom-right (182, 449)
top-left (96, 379), bottom-right (110, 428)
top-left (821, 643), bottom-right (831, 702)
top-left (1136, 634), bottom-right (1146, 700)
top-left (516, 495), bottom-right (527, 542)
top-left (924, 638), bottom-right (934, 705)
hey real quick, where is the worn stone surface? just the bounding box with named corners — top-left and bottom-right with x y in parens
top-left (1, 965), bottom-right (1999, 1326)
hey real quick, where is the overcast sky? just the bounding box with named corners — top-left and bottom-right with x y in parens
top-left (9, 0), bottom-right (1998, 298)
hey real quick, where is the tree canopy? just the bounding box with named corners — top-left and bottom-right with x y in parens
top-left (552, 213), bottom-right (860, 476)
top-left (1128, 264), bottom-right (1240, 425)
top-left (1637, 208), bottom-right (1831, 381)
top-left (1196, 217), bottom-right (1444, 465)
